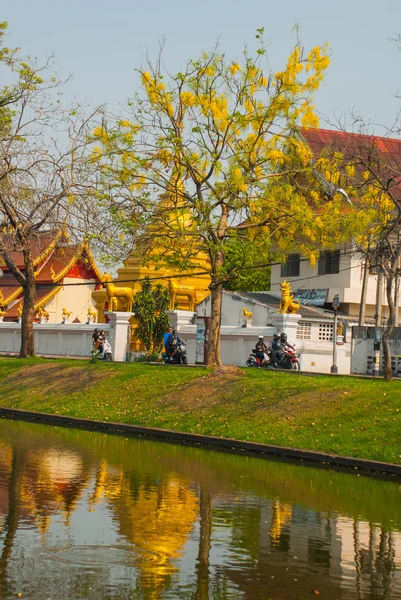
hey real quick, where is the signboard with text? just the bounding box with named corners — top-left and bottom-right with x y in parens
top-left (293, 288), bottom-right (328, 307)
top-left (195, 317), bottom-right (208, 364)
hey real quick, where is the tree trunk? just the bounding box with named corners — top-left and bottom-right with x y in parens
top-left (207, 279), bottom-right (223, 367)
top-left (20, 249), bottom-right (36, 358)
top-left (0, 444), bottom-right (25, 598)
top-left (382, 273), bottom-right (396, 381)
top-left (195, 487), bottom-right (212, 600)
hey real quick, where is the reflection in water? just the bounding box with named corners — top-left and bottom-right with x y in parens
top-left (0, 420), bottom-right (400, 599)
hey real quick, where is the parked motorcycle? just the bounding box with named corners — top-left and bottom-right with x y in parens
top-left (163, 343), bottom-right (188, 365)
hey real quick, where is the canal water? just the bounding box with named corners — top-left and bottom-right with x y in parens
top-left (0, 419), bottom-right (400, 599)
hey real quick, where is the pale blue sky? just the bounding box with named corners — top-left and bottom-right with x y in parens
top-left (3, 0), bottom-right (401, 132)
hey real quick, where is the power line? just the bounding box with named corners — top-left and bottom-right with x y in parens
top-left (0, 248), bottom-right (363, 288)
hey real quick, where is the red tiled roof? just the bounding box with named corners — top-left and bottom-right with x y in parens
top-left (0, 272), bottom-right (22, 304)
top-left (6, 285), bottom-right (60, 318)
top-left (301, 127), bottom-right (401, 167)
top-left (301, 127), bottom-right (401, 201)
top-left (36, 246), bottom-right (79, 282)
top-left (1, 233), bottom-right (61, 270)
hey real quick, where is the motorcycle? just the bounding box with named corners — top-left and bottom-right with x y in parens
top-left (279, 347), bottom-right (300, 371)
top-left (246, 346), bottom-right (300, 371)
top-left (246, 349), bottom-right (272, 368)
top-left (163, 343), bottom-right (188, 365)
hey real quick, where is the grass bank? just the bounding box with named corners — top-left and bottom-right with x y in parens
top-left (0, 357), bottom-right (400, 464)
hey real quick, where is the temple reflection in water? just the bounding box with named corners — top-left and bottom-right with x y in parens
top-left (0, 419), bottom-right (400, 599)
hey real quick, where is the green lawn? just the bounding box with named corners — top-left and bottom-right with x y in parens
top-left (0, 356), bottom-right (400, 464)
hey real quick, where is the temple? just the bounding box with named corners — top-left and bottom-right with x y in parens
top-left (92, 178), bottom-right (211, 323)
top-left (0, 229), bottom-right (103, 323)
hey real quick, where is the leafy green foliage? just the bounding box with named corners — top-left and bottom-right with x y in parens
top-left (132, 277), bottom-right (170, 352)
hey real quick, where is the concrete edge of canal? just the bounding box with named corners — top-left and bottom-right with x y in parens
top-left (1, 405), bottom-right (401, 477)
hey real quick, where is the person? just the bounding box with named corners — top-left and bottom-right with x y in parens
top-left (163, 327), bottom-right (173, 353)
top-left (100, 338), bottom-right (112, 361)
top-left (280, 332), bottom-right (295, 353)
top-left (254, 335), bottom-right (269, 366)
top-left (270, 331), bottom-right (284, 367)
top-left (168, 329), bottom-right (182, 361)
top-left (97, 329), bottom-right (106, 355)
top-left (91, 328), bottom-right (100, 354)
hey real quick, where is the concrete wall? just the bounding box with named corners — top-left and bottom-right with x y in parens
top-left (0, 322), bottom-right (110, 357)
top-left (351, 326), bottom-right (401, 375)
top-left (197, 291), bottom-right (270, 327)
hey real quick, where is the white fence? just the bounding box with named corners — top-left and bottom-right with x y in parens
top-left (0, 322), bottom-right (110, 357)
top-left (0, 311), bottom-right (352, 373)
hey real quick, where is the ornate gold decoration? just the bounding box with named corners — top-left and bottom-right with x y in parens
top-left (242, 307), bottom-right (253, 320)
top-left (61, 307), bottom-right (72, 319)
top-left (337, 322), bottom-right (343, 336)
top-left (0, 309), bottom-right (6, 318)
top-left (17, 304), bottom-right (23, 317)
top-left (50, 265), bottom-right (57, 282)
top-left (0, 290), bottom-right (4, 307)
top-left (87, 307), bottom-right (97, 322)
top-left (278, 280), bottom-right (301, 314)
top-left (32, 226), bottom-right (66, 268)
top-left (37, 307), bottom-right (50, 322)
top-left (103, 273), bottom-right (134, 312)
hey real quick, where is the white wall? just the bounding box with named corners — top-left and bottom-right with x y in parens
top-left (0, 322), bottom-right (110, 357)
top-left (197, 292), bottom-right (270, 327)
top-left (270, 244), bottom-right (351, 305)
top-left (351, 327), bottom-right (401, 375)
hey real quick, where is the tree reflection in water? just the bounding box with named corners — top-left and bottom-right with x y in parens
top-left (0, 419), bottom-right (400, 599)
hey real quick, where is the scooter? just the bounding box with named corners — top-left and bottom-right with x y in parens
top-left (246, 350), bottom-right (272, 368)
top-left (163, 343), bottom-right (188, 365)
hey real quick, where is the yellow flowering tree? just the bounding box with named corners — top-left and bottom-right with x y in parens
top-left (94, 32), bottom-right (358, 367)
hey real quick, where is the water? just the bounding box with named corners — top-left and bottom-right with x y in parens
top-left (0, 419), bottom-right (400, 599)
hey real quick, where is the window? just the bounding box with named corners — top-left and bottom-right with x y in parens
top-left (297, 321), bottom-right (312, 340)
top-left (318, 323), bottom-right (333, 341)
top-left (318, 250), bottom-right (340, 275)
top-left (281, 253), bottom-right (300, 277)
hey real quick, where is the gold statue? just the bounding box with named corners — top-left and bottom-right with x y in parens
top-left (168, 277), bottom-right (196, 311)
top-left (37, 307), bottom-right (50, 322)
top-left (103, 273), bottom-right (134, 312)
top-left (337, 322), bottom-right (343, 336)
top-left (278, 280), bottom-right (301, 314)
top-left (87, 307), bottom-right (97, 322)
top-left (242, 307), bottom-right (253, 320)
top-left (61, 308), bottom-right (72, 320)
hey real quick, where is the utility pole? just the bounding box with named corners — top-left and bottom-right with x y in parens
top-left (358, 258), bottom-right (368, 326)
top-left (375, 270), bottom-right (383, 327)
top-left (331, 294), bottom-right (340, 374)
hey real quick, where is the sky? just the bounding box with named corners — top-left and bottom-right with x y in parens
top-left (3, 0), bottom-right (401, 135)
